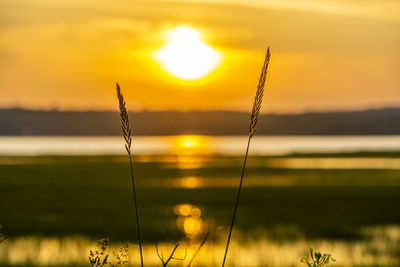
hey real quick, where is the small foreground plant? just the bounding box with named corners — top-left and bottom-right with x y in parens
top-left (300, 246), bottom-right (336, 267)
top-left (155, 238), bottom-right (187, 267)
top-left (0, 225), bottom-right (7, 244)
top-left (154, 232), bottom-right (208, 267)
top-left (89, 238), bottom-right (128, 267)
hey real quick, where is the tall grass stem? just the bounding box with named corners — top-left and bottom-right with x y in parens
top-left (116, 83), bottom-right (144, 267)
top-left (221, 137), bottom-right (250, 267)
top-left (221, 48), bottom-right (270, 267)
top-left (129, 154), bottom-right (144, 267)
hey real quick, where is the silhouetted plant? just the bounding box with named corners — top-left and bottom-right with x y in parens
top-left (0, 225), bottom-right (7, 243)
top-left (116, 83), bottom-right (144, 267)
top-left (89, 238), bottom-right (109, 267)
top-left (113, 245), bottom-right (129, 266)
top-left (221, 47), bottom-right (271, 267)
top-left (89, 238), bottom-right (128, 267)
top-left (300, 246), bottom-right (336, 267)
top-left (155, 239), bottom-right (187, 267)
top-left (186, 232), bottom-right (208, 267)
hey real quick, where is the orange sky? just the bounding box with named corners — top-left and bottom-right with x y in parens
top-left (1, 0), bottom-right (399, 113)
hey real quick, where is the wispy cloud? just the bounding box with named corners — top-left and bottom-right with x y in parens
top-left (156, 0), bottom-right (400, 21)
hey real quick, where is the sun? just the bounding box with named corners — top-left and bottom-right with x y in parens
top-left (155, 26), bottom-right (221, 81)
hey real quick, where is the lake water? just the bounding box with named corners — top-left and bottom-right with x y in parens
top-left (0, 135), bottom-right (400, 156)
top-left (1, 136), bottom-right (400, 266)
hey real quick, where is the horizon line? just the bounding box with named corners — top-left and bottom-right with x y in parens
top-left (1, 106), bottom-right (400, 116)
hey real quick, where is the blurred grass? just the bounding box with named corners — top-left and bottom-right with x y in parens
top-left (0, 154), bottom-right (400, 243)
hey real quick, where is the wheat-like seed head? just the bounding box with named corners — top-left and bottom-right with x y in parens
top-left (116, 83), bottom-right (132, 155)
top-left (249, 47), bottom-right (271, 138)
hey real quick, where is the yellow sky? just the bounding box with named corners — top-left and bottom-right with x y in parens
top-left (0, 0), bottom-right (399, 113)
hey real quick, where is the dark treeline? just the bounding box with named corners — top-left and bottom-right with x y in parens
top-left (1, 108), bottom-right (400, 136)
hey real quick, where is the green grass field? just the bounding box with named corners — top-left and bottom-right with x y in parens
top-left (1, 153), bottom-right (400, 244)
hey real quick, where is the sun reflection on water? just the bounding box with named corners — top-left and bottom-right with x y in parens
top-left (165, 135), bottom-right (212, 169)
top-left (180, 176), bottom-right (202, 188)
top-left (181, 136), bottom-right (197, 148)
top-left (174, 203), bottom-right (208, 239)
top-left (170, 135), bottom-right (211, 154)
top-left (176, 155), bottom-right (205, 169)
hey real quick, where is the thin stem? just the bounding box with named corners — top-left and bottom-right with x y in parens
top-left (187, 232), bottom-right (209, 267)
top-left (163, 243), bottom-right (180, 267)
top-left (221, 136), bottom-right (251, 267)
top-left (129, 154), bottom-right (144, 267)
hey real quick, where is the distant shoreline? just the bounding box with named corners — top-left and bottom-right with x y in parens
top-left (1, 107), bottom-right (400, 136)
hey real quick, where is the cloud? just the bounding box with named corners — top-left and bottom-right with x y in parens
top-left (155, 0), bottom-right (400, 21)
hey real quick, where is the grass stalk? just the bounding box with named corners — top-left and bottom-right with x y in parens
top-left (186, 232), bottom-right (209, 267)
top-left (116, 83), bottom-right (144, 267)
top-left (221, 48), bottom-right (271, 267)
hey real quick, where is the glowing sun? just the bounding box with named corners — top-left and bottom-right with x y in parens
top-left (155, 26), bottom-right (221, 81)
